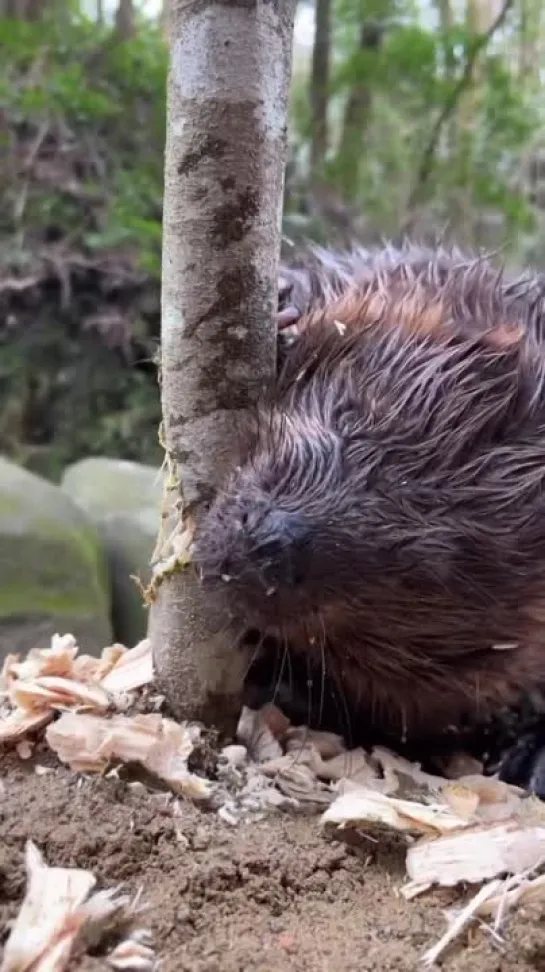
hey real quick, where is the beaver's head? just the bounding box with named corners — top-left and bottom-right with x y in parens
top-left (195, 248), bottom-right (545, 641)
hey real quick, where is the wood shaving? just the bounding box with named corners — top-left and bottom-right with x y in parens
top-left (1, 634), bottom-right (78, 689)
top-left (0, 707), bottom-right (53, 743)
top-left (318, 749), bottom-right (545, 962)
top-left (322, 788), bottom-right (471, 838)
top-left (237, 706), bottom-right (283, 762)
top-left (108, 933), bottom-right (156, 971)
top-left (145, 519), bottom-right (195, 604)
top-left (46, 710), bottom-right (213, 800)
top-left (72, 643), bottom-right (128, 683)
top-left (407, 821), bottom-right (545, 886)
top-left (9, 676), bottom-right (112, 714)
top-left (0, 634), bottom-right (155, 746)
top-left (101, 639), bottom-right (154, 693)
top-left (220, 744), bottom-right (248, 769)
top-left (1, 841), bottom-right (154, 972)
top-left (4, 635), bottom-right (545, 966)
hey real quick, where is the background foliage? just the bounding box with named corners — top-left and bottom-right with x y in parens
top-left (1, 0), bottom-right (544, 478)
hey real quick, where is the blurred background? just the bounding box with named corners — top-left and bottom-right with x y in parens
top-left (1, 0), bottom-right (543, 481)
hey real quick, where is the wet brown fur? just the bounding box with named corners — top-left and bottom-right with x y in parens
top-left (194, 243), bottom-right (545, 742)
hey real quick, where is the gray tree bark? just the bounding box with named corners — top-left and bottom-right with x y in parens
top-left (148, 0), bottom-right (297, 736)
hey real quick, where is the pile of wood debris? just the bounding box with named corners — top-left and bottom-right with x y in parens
top-left (1, 841), bottom-right (153, 972)
top-left (2, 633), bottom-right (545, 968)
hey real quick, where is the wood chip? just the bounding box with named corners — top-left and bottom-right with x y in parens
top-left (407, 821), bottom-right (545, 886)
top-left (107, 934), bottom-right (156, 971)
top-left (0, 634), bottom-right (155, 750)
top-left (73, 643), bottom-right (128, 683)
top-left (1, 841), bottom-right (155, 972)
top-left (46, 711), bottom-right (213, 800)
top-left (9, 676), bottom-right (111, 714)
top-left (0, 840), bottom-right (97, 972)
top-left (237, 706), bottom-right (283, 762)
top-left (321, 788), bottom-right (470, 837)
top-left (0, 708), bottom-right (53, 743)
top-left (1, 634), bottom-right (78, 688)
top-left (100, 639), bottom-right (153, 694)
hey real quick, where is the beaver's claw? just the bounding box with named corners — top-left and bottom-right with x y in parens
top-left (277, 273), bottom-right (302, 330)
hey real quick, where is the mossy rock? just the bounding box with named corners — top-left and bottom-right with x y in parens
top-left (61, 457), bottom-right (163, 647)
top-left (0, 456), bottom-right (112, 661)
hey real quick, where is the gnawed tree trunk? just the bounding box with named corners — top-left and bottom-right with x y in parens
top-left (310, 0), bottom-right (332, 176)
top-left (148, 0), bottom-right (297, 735)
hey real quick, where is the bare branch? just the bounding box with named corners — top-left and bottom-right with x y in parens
top-left (406, 0), bottom-right (514, 214)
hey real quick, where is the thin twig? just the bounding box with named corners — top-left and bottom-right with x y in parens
top-left (405, 0), bottom-right (514, 215)
top-left (23, 120), bottom-right (51, 172)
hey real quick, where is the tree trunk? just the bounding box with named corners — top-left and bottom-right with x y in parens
top-left (519, 0), bottom-right (542, 90)
top-left (436, 0), bottom-right (456, 154)
top-left (159, 0), bottom-right (169, 37)
top-left (309, 0), bottom-right (331, 175)
top-left (148, 0), bottom-right (297, 736)
top-left (1, 0), bottom-right (45, 18)
top-left (455, 0), bottom-right (492, 243)
top-left (115, 0), bottom-right (135, 39)
top-left (337, 21), bottom-right (383, 202)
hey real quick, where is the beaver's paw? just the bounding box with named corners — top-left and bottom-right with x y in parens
top-left (498, 725), bottom-right (545, 799)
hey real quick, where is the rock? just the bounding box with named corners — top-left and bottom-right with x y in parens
top-left (61, 458), bottom-right (162, 647)
top-left (0, 456), bottom-right (112, 661)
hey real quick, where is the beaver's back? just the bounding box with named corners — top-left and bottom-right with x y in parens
top-left (278, 242), bottom-right (545, 346)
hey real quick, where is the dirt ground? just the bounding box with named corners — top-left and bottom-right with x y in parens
top-left (3, 749), bottom-right (545, 972)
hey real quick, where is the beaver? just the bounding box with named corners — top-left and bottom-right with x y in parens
top-left (193, 242), bottom-right (545, 793)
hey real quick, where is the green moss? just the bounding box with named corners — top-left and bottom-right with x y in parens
top-left (0, 587), bottom-right (102, 618)
top-left (0, 495), bottom-right (27, 517)
top-left (0, 534), bottom-right (106, 617)
top-left (0, 460), bottom-right (111, 625)
top-left (31, 515), bottom-right (110, 611)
